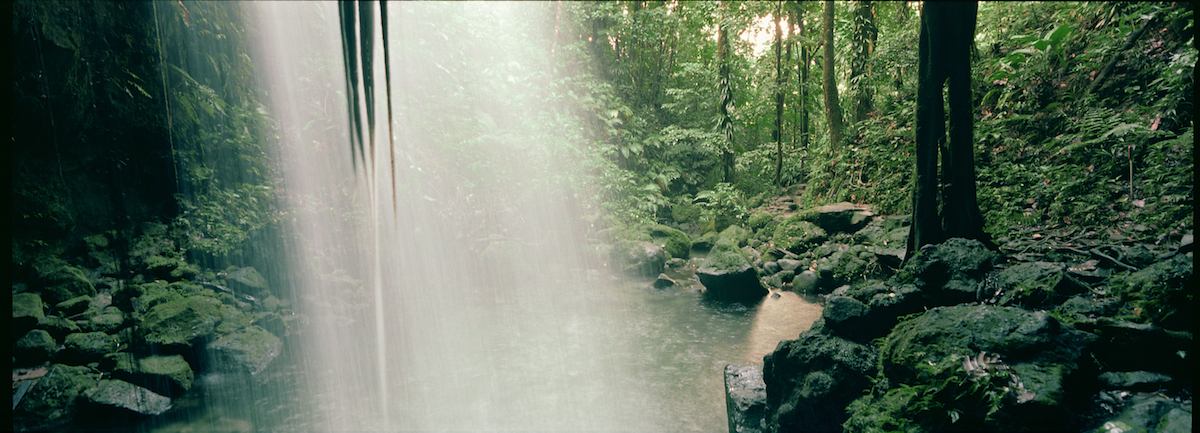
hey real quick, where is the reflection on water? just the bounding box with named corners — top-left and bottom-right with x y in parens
top-left (143, 277), bottom-right (821, 432)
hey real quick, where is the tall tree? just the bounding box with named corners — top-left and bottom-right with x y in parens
top-left (907, 1), bottom-right (990, 256)
top-left (716, 1), bottom-right (736, 183)
top-left (773, 0), bottom-right (785, 186)
top-left (797, 3), bottom-right (810, 149)
top-left (849, 0), bottom-right (878, 123)
top-left (821, 0), bottom-right (844, 149)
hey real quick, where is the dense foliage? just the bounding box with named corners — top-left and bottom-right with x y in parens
top-left (560, 1), bottom-right (1192, 247)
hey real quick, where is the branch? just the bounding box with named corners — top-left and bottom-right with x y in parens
top-left (1081, 14), bottom-right (1157, 101)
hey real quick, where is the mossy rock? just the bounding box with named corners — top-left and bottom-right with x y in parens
top-left (32, 257), bottom-right (95, 305)
top-left (720, 224), bottom-right (753, 248)
top-left (1107, 254), bottom-right (1192, 330)
top-left (105, 353), bottom-right (194, 395)
top-left (215, 303), bottom-right (252, 334)
top-left (696, 239), bottom-right (767, 302)
top-left (82, 306), bottom-right (126, 334)
top-left (55, 295), bottom-right (93, 316)
top-left (772, 217), bottom-right (827, 254)
top-left (14, 329), bottom-right (57, 366)
top-left (13, 364), bottom-right (100, 431)
top-left (58, 332), bottom-right (117, 365)
top-left (692, 232), bottom-right (720, 252)
top-left (130, 281), bottom-right (183, 314)
top-left (672, 201), bottom-right (701, 224)
top-left (611, 240), bottom-right (669, 278)
top-left (747, 210), bottom-right (775, 231)
top-left (14, 292), bottom-right (47, 336)
top-left (82, 379), bottom-right (172, 416)
top-left (206, 325), bottom-right (282, 375)
top-left (145, 255), bottom-right (199, 281)
top-left (139, 296), bottom-right (222, 346)
top-left (647, 224), bottom-right (692, 259)
top-left (37, 313), bottom-right (81, 339)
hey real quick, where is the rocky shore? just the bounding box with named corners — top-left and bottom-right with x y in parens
top-left (603, 198), bottom-right (1191, 433)
top-left (12, 223), bottom-right (300, 431)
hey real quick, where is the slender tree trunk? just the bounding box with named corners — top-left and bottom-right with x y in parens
top-left (850, 0), bottom-right (877, 124)
top-left (774, 0), bottom-right (785, 186)
top-left (799, 5), bottom-right (810, 150)
top-left (821, 0), bottom-right (844, 149)
top-left (717, 1), bottom-right (736, 184)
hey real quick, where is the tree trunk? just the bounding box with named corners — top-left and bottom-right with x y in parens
top-left (908, 1), bottom-right (990, 257)
top-left (798, 4), bottom-right (809, 150)
top-left (821, 0), bottom-right (844, 149)
top-left (717, 1), bottom-right (736, 184)
top-left (774, 0), bottom-right (785, 186)
top-left (850, 1), bottom-right (877, 124)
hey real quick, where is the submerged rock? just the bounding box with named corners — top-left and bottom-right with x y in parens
top-left (725, 364), bottom-right (767, 433)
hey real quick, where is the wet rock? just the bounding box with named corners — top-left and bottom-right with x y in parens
top-left (762, 261), bottom-right (781, 275)
top-left (763, 329), bottom-right (877, 432)
top-left (896, 238), bottom-right (1001, 303)
top-left (13, 364), bottom-right (100, 431)
top-left (791, 202), bottom-right (874, 235)
top-left (664, 257), bottom-right (688, 270)
top-left (652, 273), bottom-right (677, 289)
top-left (721, 225), bottom-right (754, 248)
top-left (32, 257), bottom-right (96, 304)
top-left (697, 239), bottom-right (768, 303)
top-left (771, 217), bottom-right (827, 254)
top-left (612, 240), bottom-right (669, 278)
top-left (1076, 319), bottom-right (1192, 384)
top-left (206, 325), bottom-right (282, 375)
top-left (13, 292), bottom-right (46, 337)
top-left (139, 296), bottom-right (222, 346)
top-left (83, 379), bottom-right (172, 416)
top-left (725, 364), bottom-right (767, 433)
top-left (994, 262), bottom-right (1087, 308)
top-left (765, 270), bottom-right (795, 289)
top-left (1098, 371), bottom-right (1173, 390)
top-left (57, 331), bottom-right (117, 365)
top-left (14, 329), bottom-right (57, 366)
top-left (1096, 394), bottom-right (1192, 433)
top-left (821, 296), bottom-right (870, 340)
top-left (791, 270), bottom-right (820, 294)
top-left (106, 353), bottom-right (195, 395)
top-left (877, 305), bottom-right (1095, 428)
top-left (225, 266), bottom-right (270, 298)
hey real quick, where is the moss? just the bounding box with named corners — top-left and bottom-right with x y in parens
top-left (672, 201), bottom-right (701, 224)
top-left (1107, 254), bottom-right (1192, 330)
top-left (139, 296), bottom-right (222, 346)
top-left (647, 224), bottom-right (692, 259)
top-left (720, 224), bottom-right (753, 248)
top-left (14, 364), bottom-right (99, 430)
top-left (771, 217), bottom-right (827, 254)
top-left (747, 210), bottom-right (775, 231)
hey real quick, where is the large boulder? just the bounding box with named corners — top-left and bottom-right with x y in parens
top-left (104, 353), bottom-right (195, 396)
top-left (31, 257), bottom-right (96, 305)
top-left (791, 202), bottom-right (874, 234)
top-left (725, 364), bottom-right (767, 433)
top-left (771, 217), bottom-right (827, 255)
top-left (763, 328), bottom-right (878, 432)
top-left (139, 296), bottom-right (222, 346)
top-left (647, 224), bottom-right (692, 259)
top-left (224, 266), bottom-right (270, 298)
top-left (611, 240), bottom-right (669, 277)
top-left (57, 332), bottom-right (117, 365)
top-left (853, 304), bottom-right (1097, 431)
top-left (895, 238), bottom-right (1001, 303)
top-left (206, 325), bottom-right (282, 375)
top-left (82, 379), bottom-right (172, 416)
top-left (14, 329), bottom-right (57, 366)
top-left (697, 239), bottom-right (767, 302)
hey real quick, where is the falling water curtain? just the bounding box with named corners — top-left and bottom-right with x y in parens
top-left (338, 0), bottom-right (398, 424)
